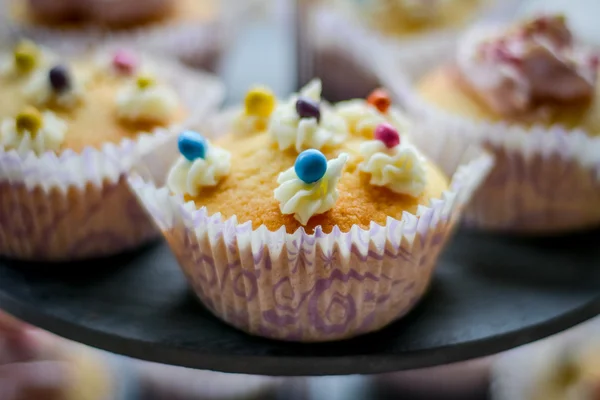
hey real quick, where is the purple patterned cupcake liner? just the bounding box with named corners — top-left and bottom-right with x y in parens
top-left (0, 50), bottom-right (225, 261)
top-left (375, 33), bottom-right (600, 234)
top-left (127, 112), bottom-right (493, 342)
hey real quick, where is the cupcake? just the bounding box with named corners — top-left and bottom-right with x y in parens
top-left (129, 79), bottom-right (491, 342)
top-left (298, 0), bottom-right (490, 101)
top-left (3, 0), bottom-right (233, 71)
top-left (492, 334), bottom-right (600, 400)
top-left (0, 40), bottom-right (224, 261)
top-left (380, 14), bottom-right (600, 233)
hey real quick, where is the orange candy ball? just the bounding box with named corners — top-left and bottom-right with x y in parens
top-left (367, 88), bottom-right (392, 113)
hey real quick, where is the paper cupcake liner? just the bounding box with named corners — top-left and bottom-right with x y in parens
top-left (127, 111), bottom-right (493, 342)
top-left (0, 0), bottom-right (257, 72)
top-left (374, 30), bottom-right (600, 234)
top-left (0, 49), bottom-right (225, 261)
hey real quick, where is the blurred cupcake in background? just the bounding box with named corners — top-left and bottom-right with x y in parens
top-left (380, 14), bottom-right (600, 233)
top-left (345, 0), bottom-right (483, 37)
top-left (297, 0), bottom-right (502, 102)
top-left (0, 39), bottom-right (224, 261)
top-left (492, 318), bottom-right (600, 400)
top-left (128, 79), bottom-right (491, 342)
top-left (2, 0), bottom-right (247, 72)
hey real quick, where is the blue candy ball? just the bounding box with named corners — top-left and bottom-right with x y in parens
top-left (295, 149), bottom-right (327, 184)
top-left (178, 130), bottom-right (207, 161)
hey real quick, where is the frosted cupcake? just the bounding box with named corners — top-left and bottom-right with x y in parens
top-left (299, 0), bottom-right (490, 101)
top-left (0, 40), bottom-right (224, 260)
top-left (3, 0), bottom-right (233, 71)
top-left (129, 79), bottom-right (491, 342)
top-left (383, 14), bottom-right (600, 233)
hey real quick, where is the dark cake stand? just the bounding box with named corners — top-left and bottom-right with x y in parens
top-left (1, 229), bottom-right (599, 376)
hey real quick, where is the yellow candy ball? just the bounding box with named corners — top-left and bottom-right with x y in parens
top-left (14, 40), bottom-right (39, 72)
top-left (16, 106), bottom-right (43, 136)
top-left (244, 87), bottom-right (276, 118)
top-left (136, 74), bottom-right (155, 90)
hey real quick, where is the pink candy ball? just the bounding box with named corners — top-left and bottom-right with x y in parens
top-left (374, 123), bottom-right (400, 148)
top-left (112, 50), bottom-right (137, 75)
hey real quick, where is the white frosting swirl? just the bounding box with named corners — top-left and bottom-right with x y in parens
top-left (274, 153), bottom-right (348, 225)
top-left (334, 99), bottom-right (411, 138)
top-left (268, 79), bottom-right (348, 152)
top-left (0, 111), bottom-right (67, 155)
top-left (116, 80), bottom-right (179, 124)
top-left (0, 48), bottom-right (55, 79)
top-left (167, 145), bottom-right (231, 197)
top-left (23, 67), bottom-right (86, 109)
top-left (359, 140), bottom-right (427, 197)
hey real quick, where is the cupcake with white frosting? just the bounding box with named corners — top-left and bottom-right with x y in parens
top-left (128, 79), bottom-right (492, 342)
top-left (0, 41), bottom-right (224, 261)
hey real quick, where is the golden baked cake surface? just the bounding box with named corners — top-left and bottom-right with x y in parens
top-left (185, 131), bottom-right (448, 234)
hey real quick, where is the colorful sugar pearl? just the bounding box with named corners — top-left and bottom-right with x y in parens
top-left (244, 86), bottom-right (276, 118)
top-left (374, 123), bottom-right (400, 148)
top-left (112, 50), bottom-right (137, 75)
top-left (367, 88), bottom-right (392, 113)
top-left (295, 97), bottom-right (321, 123)
top-left (295, 149), bottom-right (327, 184)
top-left (178, 130), bottom-right (207, 162)
top-left (136, 74), bottom-right (155, 90)
top-left (14, 40), bottom-right (39, 72)
top-left (49, 65), bottom-right (71, 93)
top-left (16, 106), bottom-right (42, 135)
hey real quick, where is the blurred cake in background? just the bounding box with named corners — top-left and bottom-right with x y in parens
top-left (492, 318), bottom-right (600, 400)
top-left (2, 0), bottom-right (245, 72)
top-left (297, 0), bottom-right (499, 102)
top-left (404, 13), bottom-right (600, 233)
top-left (15, 0), bottom-right (211, 30)
top-left (339, 0), bottom-right (483, 37)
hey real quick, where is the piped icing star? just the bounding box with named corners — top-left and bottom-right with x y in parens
top-left (167, 131), bottom-right (231, 197)
top-left (457, 14), bottom-right (599, 120)
top-left (116, 72), bottom-right (179, 124)
top-left (268, 79), bottom-right (348, 152)
top-left (335, 88), bottom-right (411, 139)
top-left (0, 40), bottom-right (55, 78)
top-left (274, 150), bottom-right (348, 225)
top-left (23, 63), bottom-right (86, 110)
top-left (232, 85), bottom-right (277, 135)
top-left (0, 106), bottom-right (67, 155)
top-left (359, 123), bottom-right (427, 197)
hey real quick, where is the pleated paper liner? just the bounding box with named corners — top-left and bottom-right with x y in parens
top-left (374, 26), bottom-right (600, 234)
top-left (0, 49), bottom-right (225, 261)
top-left (127, 111), bottom-right (493, 342)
